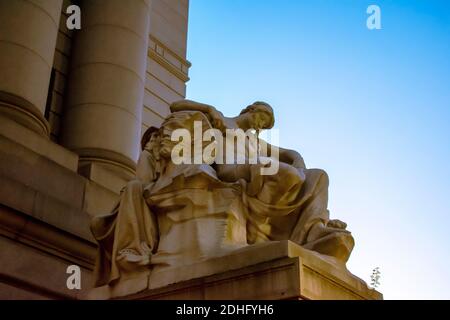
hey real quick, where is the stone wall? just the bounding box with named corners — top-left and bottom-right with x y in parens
top-left (0, 0), bottom-right (190, 299)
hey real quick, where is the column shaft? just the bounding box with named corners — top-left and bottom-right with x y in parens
top-left (0, 0), bottom-right (63, 136)
top-left (61, 0), bottom-right (151, 175)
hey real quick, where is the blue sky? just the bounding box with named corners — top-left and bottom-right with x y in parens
top-left (185, 0), bottom-right (450, 299)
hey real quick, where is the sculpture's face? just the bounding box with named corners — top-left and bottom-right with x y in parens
top-left (144, 132), bottom-right (159, 150)
top-left (149, 132), bottom-right (160, 146)
top-left (247, 109), bottom-right (273, 130)
top-left (159, 132), bottom-right (174, 158)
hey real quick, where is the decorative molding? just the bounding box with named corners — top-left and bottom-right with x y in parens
top-left (0, 205), bottom-right (96, 269)
top-left (148, 35), bottom-right (191, 83)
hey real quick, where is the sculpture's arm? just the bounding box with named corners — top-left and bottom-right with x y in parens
top-left (279, 146), bottom-right (306, 169)
top-left (136, 150), bottom-right (156, 184)
top-left (259, 139), bottom-right (306, 169)
top-left (170, 100), bottom-right (226, 130)
top-left (170, 99), bottom-right (217, 114)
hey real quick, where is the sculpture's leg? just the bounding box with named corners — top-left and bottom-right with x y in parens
top-left (245, 162), bottom-right (305, 244)
top-left (90, 202), bottom-right (119, 288)
top-left (254, 162), bottom-right (304, 205)
top-left (289, 169), bottom-right (330, 243)
top-left (289, 169), bottom-right (354, 263)
top-left (91, 180), bottom-right (158, 288)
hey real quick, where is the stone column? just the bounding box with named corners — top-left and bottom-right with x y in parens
top-left (0, 0), bottom-right (63, 136)
top-left (61, 0), bottom-right (151, 176)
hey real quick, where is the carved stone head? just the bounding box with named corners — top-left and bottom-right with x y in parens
top-left (239, 101), bottom-right (275, 130)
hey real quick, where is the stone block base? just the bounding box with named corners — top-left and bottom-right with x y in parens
top-left (96, 241), bottom-right (382, 300)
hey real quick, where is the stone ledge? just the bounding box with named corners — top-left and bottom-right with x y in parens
top-left (0, 174), bottom-right (93, 243)
top-left (0, 205), bottom-right (96, 269)
top-left (79, 162), bottom-right (129, 195)
top-left (91, 241), bottom-right (382, 300)
top-left (0, 118), bottom-right (120, 240)
top-left (0, 115), bottom-right (79, 172)
top-left (0, 234), bottom-right (94, 300)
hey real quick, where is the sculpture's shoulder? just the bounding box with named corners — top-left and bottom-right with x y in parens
top-left (164, 109), bottom-right (209, 122)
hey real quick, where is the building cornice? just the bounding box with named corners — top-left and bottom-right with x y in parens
top-left (148, 35), bottom-right (191, 83)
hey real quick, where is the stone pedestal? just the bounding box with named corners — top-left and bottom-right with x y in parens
top-left (92, 241), bottom-right (381, 300)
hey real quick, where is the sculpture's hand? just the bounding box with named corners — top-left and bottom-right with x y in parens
top-left (327, 219), bottom-right (347, 230)
top-left (292, 157), bottom-right (306, 169)
top-left (275, 146), bottom-right (306, 169)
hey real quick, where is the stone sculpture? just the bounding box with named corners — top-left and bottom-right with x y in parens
top-left (89, 100), bottom-right (355, 298)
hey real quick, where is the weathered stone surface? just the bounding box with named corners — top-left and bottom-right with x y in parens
top-left (0, 0), bottom-right (191, 300)
top-left (90, 102), bottom-right (361, 299)
top-left (112, 241), bottom-right (382, 300)
top-left (0, 0), bottom-right (376, 302)
top-left (0, 116), bottom-right (79, 172)
top-left (0, 231), bottom-right (94, 300)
